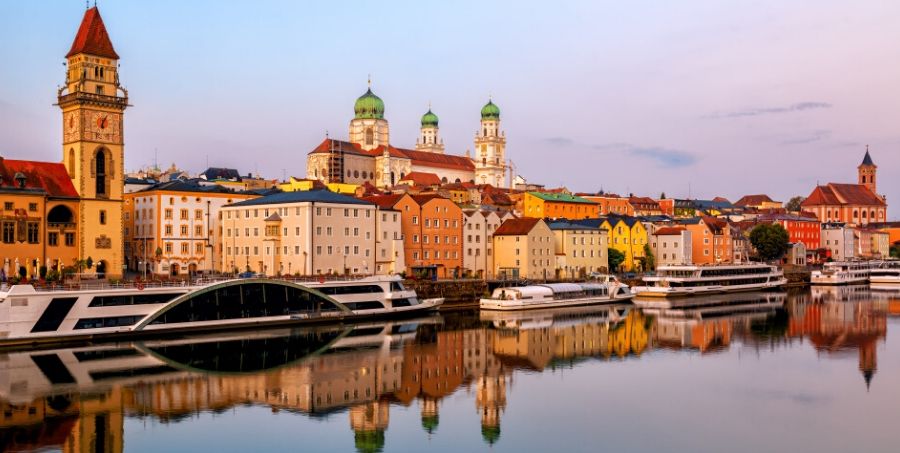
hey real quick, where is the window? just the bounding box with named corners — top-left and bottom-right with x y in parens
top-left (196, 243), bottom-right (204, 254)
top-left (195, 225), bottom-right (203, 236)
top-left (165, 242), bottom-right (173, 253)
top-left (165, 225), bottom-right (173, 235)
top-left (65, 232), bottom-right (75, 246)
top-left (181, 243), bottom-right (189, 254)
top-left (95, 149), bottom-right (107, 196)
top-left (165, 209), bottom-right (173, 219)
top-left (3, 202), bottom-right (12, 211)
top-left (181, 225), bottom-right (188, 236)
top-left (27, 222), bottom-right (39, 244)
top-left (99, 210), bottom-right (107, 225)
top-left (48, 232), bottom-right (59, 246)
top-left (1, 222), bottom-right (13, 244)
top-left (28, 203), bottom-right (37, 212)
top-left (195, 209), bottom-right (203, 220)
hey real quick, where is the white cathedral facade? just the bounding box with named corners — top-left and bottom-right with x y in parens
top-left (306, 86), bottom-right (508, 189)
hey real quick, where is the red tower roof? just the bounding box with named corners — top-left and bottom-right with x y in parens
top-left (66, 7), bottom-right (119, 59)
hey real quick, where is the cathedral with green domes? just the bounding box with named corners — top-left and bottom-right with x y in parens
top-left (306, 84), bottom-right (508, 188)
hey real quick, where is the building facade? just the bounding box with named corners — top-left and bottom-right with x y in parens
top-left (549, 221), bottom-right (609, 278)
top-left (821, 223), bottom-right (856, 261)
top-left (522, 192), bottom-right (599, 220)
top-left (651, 227), bottom-right (693, 265)
top-left (492, 218), bottom-right (554, 279)
top-left (463, 210), bottom-right (514, 279)
top-left (681, 217), bottom-right (733, 265)
top-left (801, 150), bottom-right (887, 226)
top-left (219, 190), bottom-right (376, 276)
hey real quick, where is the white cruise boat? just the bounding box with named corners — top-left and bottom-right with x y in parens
top-left (632, 264), bottom-right (786, 298)
top-left (810, 261), bottom-right (877, 285)
top-left (868, 261), bottom-right (900, 287)
top-left (480, 279), bottom-right (634, 311)
top-left (0, 275), bottom-right (442, 346)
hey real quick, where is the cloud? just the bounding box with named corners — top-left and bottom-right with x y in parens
top-left (539, 139), bottom-right (698, 168)
top-left (780, 129), bottom-right (831, 145)
top-left (707, 101), bottom-right (832, 119)
top-left (628, 147), bottom-right (697, 167)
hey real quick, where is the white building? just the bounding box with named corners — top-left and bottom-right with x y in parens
top-left (821, 223), bottom-right (856, 261)
top-left (374, 208), bottom-right (405, 275)
top-left (651, 227), bottom-right (693, 265)
top-left (463, 210), bottom-right (515, 278)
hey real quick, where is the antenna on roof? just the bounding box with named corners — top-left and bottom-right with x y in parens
top-left (367, 74), bottom-right (372, 88)
top-left (325, 129), bottom-right (329, 138)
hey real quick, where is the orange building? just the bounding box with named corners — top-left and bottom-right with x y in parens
top-left (801, 150), bottom-right (887, 226)
top-left (365, 193), bottom-right (463, 278)
top-left (681, 216), bottom-right (733, 264)
top-left (523, 192), bottom-right (599, 219)
top-left (581, 194), bottom-right (635, 216)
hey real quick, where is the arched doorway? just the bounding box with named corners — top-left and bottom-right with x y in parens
top-left (96, 260), bottom-right (107, 278)
top-left (171, 263), bottom-right (181, 277)
top-left (188, 263), bottom-right (198, 278)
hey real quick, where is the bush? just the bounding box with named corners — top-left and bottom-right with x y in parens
top-left (39, 265), bottom-right (48, 279)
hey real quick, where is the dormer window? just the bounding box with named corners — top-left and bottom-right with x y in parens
top-left (14, 172), bottom-right (26, 189)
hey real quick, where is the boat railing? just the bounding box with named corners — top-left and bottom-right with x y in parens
top-left (5, 273), bottom-right (389, 293)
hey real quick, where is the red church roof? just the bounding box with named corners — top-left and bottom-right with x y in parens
top-left (0, 158), bottom-right (79, 198)
top-left (309, 138), bottom-right (475, 172)
top-left (67, 7), bottom-right (119, 59)
top-left (802, 183), bottom-right (885, 207)
top-left (399, 171), bottom-right (441, 186)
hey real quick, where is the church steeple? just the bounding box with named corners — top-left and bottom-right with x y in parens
top-left (858, 145), bottom-right (877, 194)
top-left (415, 105), bottom-right (444, 153)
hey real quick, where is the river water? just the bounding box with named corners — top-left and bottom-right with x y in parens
top-left (0, 286), bottom-right (897, 452)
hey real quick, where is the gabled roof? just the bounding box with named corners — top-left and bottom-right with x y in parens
top-left (227, 189), bottom-right (371, 207)
top-left (361, 194), bottom-right (405, 209)
top-left (654, 227), bottom-right (687, 236)
top-left (569, 218), bottom-right (609, 229)
top-left (0, 159), bottom-right (79, 198)
top-left (494, 217), bottom-right (543, 236)
top-left (527, 192), bottom-right (597, 204)
top-left (548, 220), bottom-right (602, 231)
top-left (734, 194), bottom-right (775, 207)
top-left (801, 183), bottom-right (885, 207)
top-left (399, 171), bottom-right (441, 186)
top-left (67, 7), bottom-right (119, 59)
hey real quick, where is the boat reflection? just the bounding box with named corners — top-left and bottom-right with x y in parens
top-left (0, 287), bottom-right (896, 452)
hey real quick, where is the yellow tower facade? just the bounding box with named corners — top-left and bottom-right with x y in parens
top-left (58, 7), bottom-right (128, 278)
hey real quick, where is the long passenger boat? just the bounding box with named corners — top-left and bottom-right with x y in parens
top-left (479, 278), bottom-right (634, 311)
top-left (0, 275), bottom-right (441, 347)
top-left (868, 261), bottom-right (900, 287)
top-left (810, 261), bottom-right (877, 285)
top-left (632, 264), bottom-right (786, 298)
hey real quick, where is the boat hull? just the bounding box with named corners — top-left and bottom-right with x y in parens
top-left (479, 294), bottom-right (634, 311)
top-left (633, 278), bottom-right (787, 298)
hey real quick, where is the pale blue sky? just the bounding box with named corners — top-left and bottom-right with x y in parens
top-left (2, 1), bottom-right (899, 216)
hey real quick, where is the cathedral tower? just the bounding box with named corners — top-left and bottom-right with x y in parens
top-left (858, 147), bottom-right (877, 194)
top-left (58, 6), bottom-right (128, 278)
top-left (349, 82), bottom-right (389, 151)
top-left (473, 99), bottom-right (506, 187)
top-left (415, 107), bottom-right (444, 153)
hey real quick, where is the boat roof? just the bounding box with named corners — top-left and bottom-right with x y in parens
top-left (538, 283), bottom-right (584, 293)
top-left (577, 283), bottom-right (607, 291)
top-left (493, 286), bottom-right (554, 297)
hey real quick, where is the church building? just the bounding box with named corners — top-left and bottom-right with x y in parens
top-left (801, 148), bottom-right (887, 226)
top-left (306, 87), bottom-right (508, 189)
top-left (0, 6), bottom-right (127, 279)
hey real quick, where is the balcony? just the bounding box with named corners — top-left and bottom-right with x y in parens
top-left (57, 91), bottom-right (129, 108)
top-left (48, 222), bottom-right (76, 230)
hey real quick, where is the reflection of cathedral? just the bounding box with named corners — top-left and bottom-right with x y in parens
top-left (306, 86), bottom-right (508, 188)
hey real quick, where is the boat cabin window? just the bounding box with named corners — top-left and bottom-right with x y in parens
top-left (317, 284), bottom-right (384, 295)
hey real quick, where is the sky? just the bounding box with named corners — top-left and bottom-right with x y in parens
top-left (1, 1), bottom-right (899, 217)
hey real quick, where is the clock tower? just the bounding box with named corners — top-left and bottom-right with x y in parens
top-left (58, 6), bottom-right (128, 278)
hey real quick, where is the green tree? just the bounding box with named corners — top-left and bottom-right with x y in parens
top-left (608, 248), bottom-right (626, 272)
top-left (641, 243), bottom-right (656, 271)
top-left (785, 196), bottom-right (805, 212)
top-left (891, 242), bottom-right (900, 259)
top-left (749, 223), bottom-right (790, 261)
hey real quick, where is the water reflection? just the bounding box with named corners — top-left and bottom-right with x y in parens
top-left (0, 288), bottom-right (898, 452)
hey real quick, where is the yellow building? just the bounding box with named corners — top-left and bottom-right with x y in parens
top-left (602, 217), bottom-right (648, 272)
top-left (279, 176), bottom-right (359, 195)
top-left (548, 221), bottom-right (609, 278)
top-left (492, 217), bottom-right (554, 279)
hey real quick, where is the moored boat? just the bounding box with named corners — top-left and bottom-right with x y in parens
top-left (479, 277), bottom-right (634, 311)
top-left (0, 275), bottom-right (441, 346)
top-left (632, 263), bottom-right (786, 298)
top-left (868, 261), bottom-right (900, 287)
top-left (810, 260), bottom-right (877, 285)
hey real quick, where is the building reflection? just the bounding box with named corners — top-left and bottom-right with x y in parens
top-left (0, 288), bottom-right (893, 451)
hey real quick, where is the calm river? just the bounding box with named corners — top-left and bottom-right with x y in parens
top-left (1, 286), bottom-right (897, 452)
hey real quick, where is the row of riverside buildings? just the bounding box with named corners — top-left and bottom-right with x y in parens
top-left (0, 6), bottom-right (896, 282)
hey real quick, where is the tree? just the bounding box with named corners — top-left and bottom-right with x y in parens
top-left (608, 248), bottom-right (626, 272)
top-left (749, 223), bottom-right (790, 261)
top-left (785, 196), bottom-right (805, 212)
top-left (641, 244), bottom-right (656, 271)
top-left (891, 242), bottom-right (900, 259)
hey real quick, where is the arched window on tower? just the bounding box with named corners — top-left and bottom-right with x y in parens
top-left (365, 127), bottom-right (374, 146)
top-left (68, 149), bottom-right (75, 175)
top-left (95, 149), bottom-right (107, 197)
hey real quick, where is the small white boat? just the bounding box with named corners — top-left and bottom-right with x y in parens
top-left (869, 261), bottom-right (900, 286)
top-left (480, 278), bottom-right (634, 311)
top-left (633, 264), bottom-right (786, 298)
top-left (0, 275), bottom-right (442, 346)
top-left (810, 261), bottom-right (877, 285)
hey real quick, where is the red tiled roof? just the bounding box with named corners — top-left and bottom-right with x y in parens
top-left (802, 183), bottom-right (885, 207)
top-left (409, 193), bottom-right (449, 205)
top-left (494, 217), bottom-right (542, 236)
top-left (361, 194), bottom-right (404, 209)
top-left (0, 158), bottom-right (78, 198)
top-left (66, 7), bottom-right (119, 59)
top-left (309, 138), bottom-right (475, 171)
top-left (654, 227), bottom-right (686, 235)
top-left (700, 215), bottom-right (728, 234)
top-left (399, 171), bottom-right (441, 186)
top-left (712, 196), bottom-right (731, 203)
top-left (734, 194), bottom-right (774, 207)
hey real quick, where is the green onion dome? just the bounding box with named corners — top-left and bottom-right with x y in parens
top-left (421, 414), bottom-right (439, 433)
top-left (354, 88), bottom-right (385, 119)
top-left (421, 109), bottom-right (439, 127)
top-left (481, 425), bottom-right (501, 445)
top-left (481, 100), bottom-right (500, 120)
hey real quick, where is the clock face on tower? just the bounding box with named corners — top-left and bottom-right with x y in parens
top-left (63, 111), bottom-right (79, 143)
top-left (80, 110), bottom-right (122, 144)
